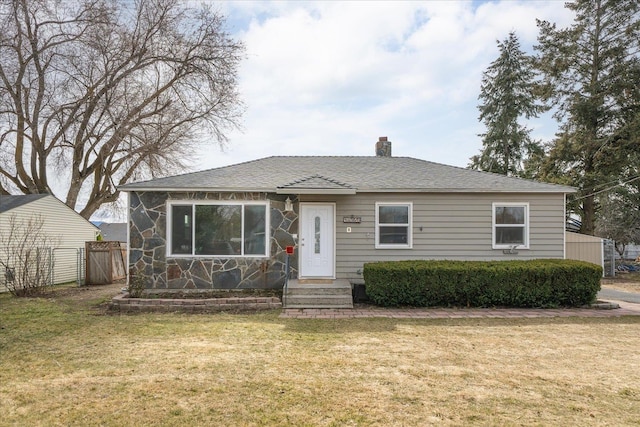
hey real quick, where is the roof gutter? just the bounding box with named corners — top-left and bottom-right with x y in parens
top-left (118, 186), bottom-right (576, 194)
top-left (117, 186), bottom-right (274, 193)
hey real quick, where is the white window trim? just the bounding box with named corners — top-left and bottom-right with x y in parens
top-left (375, 202), bottom-right (413, 249)
top-left (166, 200), bottom-right (270, 258)
top-left (492, 202), bottom-right (529, 250)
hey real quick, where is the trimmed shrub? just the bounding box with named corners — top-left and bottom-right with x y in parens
top-left (363, 259), bottom-right (602, 308)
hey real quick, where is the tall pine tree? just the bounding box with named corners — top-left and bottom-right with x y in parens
top-left (470, 31), bottom-right (542, 176)
top-left (535, 0), bottom-right (640, 235)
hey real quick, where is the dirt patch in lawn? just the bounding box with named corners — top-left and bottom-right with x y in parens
top-left (51, 282), bottom-right (124, 302)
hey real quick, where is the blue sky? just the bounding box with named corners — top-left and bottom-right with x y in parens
top-left (191, 0), bottom-right (574, 170)
top-left (89, 0), bottom-right (576, 221)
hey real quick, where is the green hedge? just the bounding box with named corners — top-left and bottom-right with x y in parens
top-left (363, 259), bottom-right (602, 308)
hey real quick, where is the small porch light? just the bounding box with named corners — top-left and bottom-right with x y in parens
top-left (284, 197), bottom-right (293, 212)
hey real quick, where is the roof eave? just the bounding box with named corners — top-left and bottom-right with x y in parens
top-left (119, 186), bottom-right (576, 194)
top-left (118, 186), bottom-right (272, 193)
top-left (359, 188), bottom-right (577, 193)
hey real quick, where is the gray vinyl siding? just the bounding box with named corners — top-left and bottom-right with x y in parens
top-left (300, 192), bottom-right (566, 283)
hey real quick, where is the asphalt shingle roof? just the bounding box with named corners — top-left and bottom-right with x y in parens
top-left (0, 194), bottom-right (49, 213)
top-left (119, 156), bottom-right (575, 193)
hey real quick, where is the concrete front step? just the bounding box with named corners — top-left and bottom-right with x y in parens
top-left (285, 286), bottom-right (352, 296)
top-left (284, 279), bottom-right (354, 309)
top-left (284, 295), bottom-right (354, 308)
top-left (285, 304), bottom-right (354, 309)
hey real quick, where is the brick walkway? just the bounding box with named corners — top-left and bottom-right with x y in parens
top-left (280, 301), bottom-right (640, 319)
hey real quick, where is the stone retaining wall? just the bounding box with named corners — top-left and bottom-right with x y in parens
top-left (110, 293), bottom-right (282, 313)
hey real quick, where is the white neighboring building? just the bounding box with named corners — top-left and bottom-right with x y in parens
top-left (0, 194), bottom-right (99, 288)
top-left (621, 244), bottom-right (640, 261)
top-left (97, 222), bottom-right (127, 243)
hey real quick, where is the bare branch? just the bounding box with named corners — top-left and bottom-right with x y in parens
top-left (0, 0), bottom-right (244, 218)
top-left (0, 213), bottom-right (59, 296)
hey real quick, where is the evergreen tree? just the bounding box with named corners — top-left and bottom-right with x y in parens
top-left (469, 31), bottom-right (542, 176)
top-left (535, 0), bottom-right (640, 235)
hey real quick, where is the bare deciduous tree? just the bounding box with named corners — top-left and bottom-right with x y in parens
top-left (0, 0), bottom-right (244, 218)
top-left (596, 185), bottom-right (640, 258)
top-left (0, 213), bottom-right (58, 296)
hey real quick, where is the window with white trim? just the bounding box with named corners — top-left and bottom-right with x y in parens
top-left (375, 202), bottom-right (412, 249)
top-left (168, 201), bottom-right (269, 257)
top-left (492, 202), bottom-right (529, 249)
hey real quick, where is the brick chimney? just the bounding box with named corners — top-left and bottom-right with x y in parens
top-left (375, 136), bottom-right (392, 157)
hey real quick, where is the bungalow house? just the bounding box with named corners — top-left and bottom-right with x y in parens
top-left (0, 194), bottom-right (100, 289)
top-left (119, 137), bottom-right (575, 307)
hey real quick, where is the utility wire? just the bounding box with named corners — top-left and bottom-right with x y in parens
top-left (570, 175), bottom-right (640, 201)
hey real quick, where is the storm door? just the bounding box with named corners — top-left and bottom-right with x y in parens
top-left (300, 204), bottom-right (335, 278)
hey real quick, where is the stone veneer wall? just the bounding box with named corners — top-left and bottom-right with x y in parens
top-left (129, 191), bottom-right (298, 290)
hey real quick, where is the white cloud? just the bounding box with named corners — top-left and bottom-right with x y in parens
top-left (197, 0), bottom-right (575, 170)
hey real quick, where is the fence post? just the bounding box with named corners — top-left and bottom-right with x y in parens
top-left (77, 248), bottom-right (85, 286)
top-left (85, 241), bottom-right (90, 285)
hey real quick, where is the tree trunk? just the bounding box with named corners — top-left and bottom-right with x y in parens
top-left (581, 195), bottom-right (596, 235)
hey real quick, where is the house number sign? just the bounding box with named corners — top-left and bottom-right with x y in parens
top-left (343, 216), bottom-right (361, 224)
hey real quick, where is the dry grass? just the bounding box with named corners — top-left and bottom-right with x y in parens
top-left (1, 285), bottom-right (640, 426)
top-left (602, 272), bottom-right (640, 293)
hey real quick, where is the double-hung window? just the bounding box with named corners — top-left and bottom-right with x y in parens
top-left (168, 201), bottom-right (269, 257)
top-left (492, 202), bottom-right (529, 249)
top-left (375, 202), bottom-right (412, 249)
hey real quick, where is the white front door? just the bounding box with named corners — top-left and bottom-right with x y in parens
top-left (300, 204), bottom-right (335, 278)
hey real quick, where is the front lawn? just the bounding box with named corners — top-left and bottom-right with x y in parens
top-left (1, 285), bottom-right (639, 426)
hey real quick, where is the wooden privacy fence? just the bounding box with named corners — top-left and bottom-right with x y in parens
top-left (85, 241), bottom-right (126, 285)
